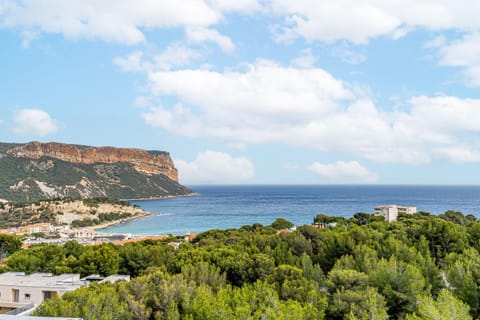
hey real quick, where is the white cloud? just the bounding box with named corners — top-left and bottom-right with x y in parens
top-left (438, 33), bottom-right (480, 86)
top-left (425, 35), bottom-right (446, 49)
top-left (114, 51), bottom-right (145, 72)
top-left (186, 27), bottom-right (235, 53)
top-left (291, 48), bottom-right (316, 68)
top-left (140, 61), bottom-right (480, 165)
top-left (270, 0), bottom-right (480, 44)
top-left (308, 161), bottom-right (378, 183)
top-left (208, 0), bottom-right (263, 13)
top-left (0, 0), bottom-right (253, 45)
top-left (3, 0), bottom-right (480, 52)
top-left (435, 146), bottom-right (480, 163)
top-left (13, 108), bottom-right (59, 137)
top-left (114, 44), bottom-right (201, 73)
top-left (152, 43), bottom-right (202, 70)
top-left (175, 151), bottom-right (255, 184)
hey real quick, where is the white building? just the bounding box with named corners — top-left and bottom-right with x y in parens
top-left (374, 205), bottom-right (416, 222)
top-left (0, 272), bottom-right (129, 315)
top-left (0, 273), bottom-right (84, 314)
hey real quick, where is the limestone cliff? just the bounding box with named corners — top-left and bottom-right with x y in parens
top-left (7, 141), bottom-right (178, 181)
top-left (0, 141), bottom-right (192, 202)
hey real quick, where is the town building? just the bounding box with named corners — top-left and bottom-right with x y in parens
top-left (374, 205), bottom-right (416, 222)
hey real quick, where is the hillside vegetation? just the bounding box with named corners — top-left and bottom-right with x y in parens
top-left (0, 210), bottom-right (478, 319)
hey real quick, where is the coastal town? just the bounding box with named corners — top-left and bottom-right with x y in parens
top-left (0, 198), bottom-right (184, 247)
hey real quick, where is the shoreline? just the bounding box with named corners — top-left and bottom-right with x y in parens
top-left (74, 210), bottom-right (152, 235)
top-left (121, 192), bottom-right (198, 202)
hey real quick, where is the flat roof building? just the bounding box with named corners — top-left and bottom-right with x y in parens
top-left (0, 272), bottom-right (129, 316)
top-left (374, 205), bottom-right (416, 222)
top-left (0, 273), bottom-right (85, 314)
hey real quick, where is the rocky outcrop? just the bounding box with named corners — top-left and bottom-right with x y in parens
top-left (0, 141), bottom-right (192, 202)
top-left (7, 141), bottom-right (178, 182)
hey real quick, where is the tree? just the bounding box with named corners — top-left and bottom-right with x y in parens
top-left (78, 244), bottom-right (120, 276)
top-left (0, 234), bottom-right (21, 258)
top-left (35, 282), bottom-right (132, 320)
top-left (326, 268), bottom-right (388, 319)
top-left (446, 248), bottom-right (480, 318)
top-left (270, 218), bottom-right (294, 230)
top-left (406, 290), bottom-right (471, 320)
top-left (369, 257), bottom-right (428, 317)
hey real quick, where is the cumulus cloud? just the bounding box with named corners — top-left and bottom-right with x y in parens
top-left (175, 151), bottom-right (255, 184)
top-left (114, 51), bottom-right (145, 72)
top-left (208, 0), bottom-right (263, 13)
top-left (308, 161), bottom-right (378, 183)
top-left (270, 0), bottom-right (480, 44)
top-left (13, 108), bottom-right (59, 137)
top-left (437, 33), bottom-right (480, 86)
top-left (139, 61), bottom-right (480, 165)
top-left (0, 0), bottom-right (259, 45)
top-left (5, 0), bottom-right (480, 46)
top-left (114, 44), bottom-right (201, 73)
top-left (291, 48), bottom-right (316, 68)
top-left (186, 27), bottom-right (235, 53)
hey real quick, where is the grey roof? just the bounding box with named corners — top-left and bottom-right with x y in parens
top-left (0, 316), bottom-right (81, 319)
top-left (0, 273), bottom-right (83, 289)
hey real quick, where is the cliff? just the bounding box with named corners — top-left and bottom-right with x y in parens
top-left (0, 141), bottom-right (192, 202)
top-left (7, 141), bottom-right (179, 181)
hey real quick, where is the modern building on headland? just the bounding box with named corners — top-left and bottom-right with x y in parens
top-left (374, 205), bottom-right (416, 222)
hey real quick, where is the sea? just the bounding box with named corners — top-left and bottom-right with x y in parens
top-left (101, 185), bottom-right (480, 235)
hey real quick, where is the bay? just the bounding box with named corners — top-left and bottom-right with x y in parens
top-left (101, 185), bottom-right (480, 235)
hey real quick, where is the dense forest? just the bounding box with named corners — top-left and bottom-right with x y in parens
top-left (1, 210), bottom-right (479, 319)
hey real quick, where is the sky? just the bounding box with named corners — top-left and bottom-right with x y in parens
top-left (1, 1), bottom-right (480, 185)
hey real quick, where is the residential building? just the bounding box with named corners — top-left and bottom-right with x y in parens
top-left (0, 272), bottom-right (129, 315)
top-left (0, 273), bottom-right (85, 314)
top-left (374, 205), bottom-right (416, 222)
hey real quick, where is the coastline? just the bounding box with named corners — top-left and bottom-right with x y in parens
top-left (121, 192), bottom-right (198, 202)
top-left (75, 210), bottom-right (152, 235)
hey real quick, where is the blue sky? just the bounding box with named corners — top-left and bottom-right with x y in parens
top-left (2, 0), bottom-right (480, 185)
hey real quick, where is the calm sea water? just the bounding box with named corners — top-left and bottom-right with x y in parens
top-left (101, 185), bottom-right (480, 235)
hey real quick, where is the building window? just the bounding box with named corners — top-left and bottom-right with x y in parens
top-left (43, 291), bottom-right (57, 300)
top-left (24, 293), bottom-right (31, 300)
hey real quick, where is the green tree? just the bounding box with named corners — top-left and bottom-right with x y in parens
top-left (369, 257), bottom-right (428, 317)
top-left (406, 290), bottom-right (471, 320)
top-left (78, 244), bottom-right (120, 276)
top-left (0, 234), bottom-right (21, 258)
top-left (271, 218), bottom-right (294, 230)
top-left (35, 282), bottom-right (132, 320)
top-left (326, 268), bottom-right (388, 319)
top-left (446, 248), bottom-right (480, 318)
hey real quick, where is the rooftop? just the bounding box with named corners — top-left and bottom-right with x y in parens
top-left (0, 273), bottom-right (82, 289)
top-left (0, 316), bottom-right (81, 319)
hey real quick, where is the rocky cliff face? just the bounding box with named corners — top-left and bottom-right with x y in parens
top-left (7, 141), bottom-right (178, 182)
top-left (0, 141), bottom-right (192, 202)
